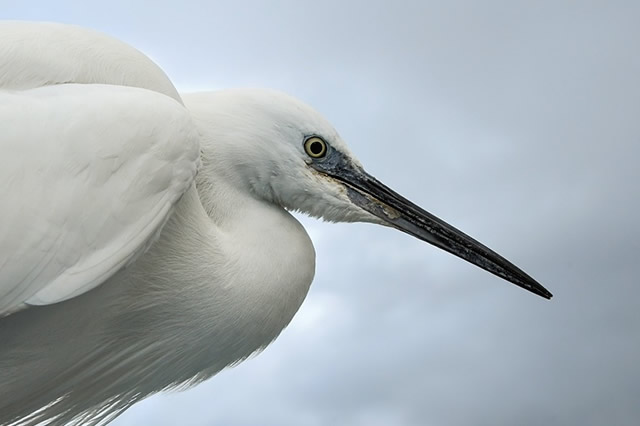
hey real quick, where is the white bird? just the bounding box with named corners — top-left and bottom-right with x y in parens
top-left (0, 21), bottom-right (552, 426)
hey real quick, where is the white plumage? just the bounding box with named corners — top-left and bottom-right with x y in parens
top-left (0, 21), bottom-right (550, 426)
top-left (0, 84), bottom-right (199, 312)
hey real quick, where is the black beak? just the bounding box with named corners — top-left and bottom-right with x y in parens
top-left (312, 155), bottom-right (552, 299)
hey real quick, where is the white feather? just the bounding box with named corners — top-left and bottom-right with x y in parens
top-left (0, 84), bottom-right (199, 313)
top-left (0, 21), bottom-right (180, 101)
top-left (0, 22), bottom-right (201, 314)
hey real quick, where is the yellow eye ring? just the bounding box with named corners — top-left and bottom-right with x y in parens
top-left (304, 136), bottom-right (327, 158)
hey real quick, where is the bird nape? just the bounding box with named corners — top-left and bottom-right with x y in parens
top-left (0, 21), bottom-right (552, 426)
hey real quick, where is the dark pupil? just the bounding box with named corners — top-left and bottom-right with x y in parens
top-left (310, 141), bottom-right (323, 155)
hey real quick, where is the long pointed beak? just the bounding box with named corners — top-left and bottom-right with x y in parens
top-left (313, 156), bottom-right (552, 299)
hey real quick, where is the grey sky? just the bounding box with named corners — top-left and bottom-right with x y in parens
top-left (3, 1), bottom-right (639, 425)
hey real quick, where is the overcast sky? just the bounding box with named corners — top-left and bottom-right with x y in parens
top-left (3, 1), bottom-right (639, 425)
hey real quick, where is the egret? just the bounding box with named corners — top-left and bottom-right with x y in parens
top-left (0, 21), bottom-right (552, 426)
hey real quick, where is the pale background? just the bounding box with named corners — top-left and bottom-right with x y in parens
top-left (2, 1), bottom-right (639, 425)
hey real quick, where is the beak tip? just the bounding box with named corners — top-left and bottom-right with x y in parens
top-left (527, 282), bottom-right (553, 300)
top-left (540, 291), bottom-right (553, 300)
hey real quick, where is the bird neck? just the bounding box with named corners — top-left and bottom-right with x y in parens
top-left (192, 167), bottom-right (317, 295)
top-left (179, 178), bottom-right (317, 349)
top-left (194, 145), bottom-right (273, 227)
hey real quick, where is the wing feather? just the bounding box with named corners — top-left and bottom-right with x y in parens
top-left (0, 84), bottom-right (200, 314)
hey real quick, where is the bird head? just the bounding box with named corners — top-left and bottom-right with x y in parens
top-left (184, 89), bottom-right (552, 299)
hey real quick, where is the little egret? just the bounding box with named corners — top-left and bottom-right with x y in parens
top-left (0, 21), bottom-right (552, 426)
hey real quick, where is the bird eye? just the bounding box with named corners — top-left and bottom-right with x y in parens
top-left (304, 136), bottom-right (327, 158)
